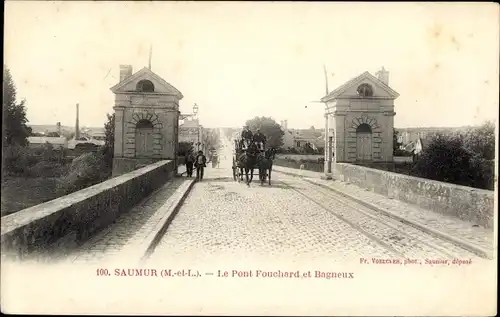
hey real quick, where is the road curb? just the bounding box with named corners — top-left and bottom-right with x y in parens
top-left (274, 168), bottom-right (493, 260)
top-left (138, 178), bottom-right (196, 263)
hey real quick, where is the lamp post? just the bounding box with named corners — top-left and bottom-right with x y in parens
top-left (307, 100), bottom-right (333, 180)
top-left (192, 103), bottom-right (200, 151)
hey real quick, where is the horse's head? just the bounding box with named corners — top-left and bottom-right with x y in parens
top-left (247, 142), bottom-right (258, 155)
top-left (265, 148), bottom-right (276, 160)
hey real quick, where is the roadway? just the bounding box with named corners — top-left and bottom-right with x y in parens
top-left (10, 129), bottom-right (492, 315)
top-left (146, 130), bottom-right (483, 266)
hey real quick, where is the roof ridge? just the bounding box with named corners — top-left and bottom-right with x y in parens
top-left (320, 70), bottom-right (399, 102)
top-left (109, 67), bottom-right (183, 98)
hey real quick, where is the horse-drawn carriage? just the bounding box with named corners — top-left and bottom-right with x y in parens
top-left (232, 138), bottom-right (276, 185)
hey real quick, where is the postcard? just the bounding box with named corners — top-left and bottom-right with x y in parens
top-left (2, 1), bottom-right (498, 315)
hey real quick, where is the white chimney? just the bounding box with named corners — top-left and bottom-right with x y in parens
top-left (119, 65), bottom-right (133, 83)
top-left (376, 67), bottom-right (389, 86)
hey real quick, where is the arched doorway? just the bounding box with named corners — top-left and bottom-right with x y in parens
top-left (135, 119), bottom-right (154, 157)
top-left (356, 123), bottom-right (372, 161)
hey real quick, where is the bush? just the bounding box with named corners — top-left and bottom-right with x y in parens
top-left (3, 145), bottom-right (39, 176)
top-left (462, 121), bottom-right (495, 161)
top-left (412, 134), bottom-right (478, 188)
top-left (412, 122), bottom-right (495, 190)
top-left (29, 160), bottom-right (69, 178)
top-left (468, 156), bottom-right (495, 190)
top-left (56, 152), bottom-right (109, 195)
top-left (3, 143), bottom-right (68, 177)
top-left (394, 148), bottom-right (413, 156)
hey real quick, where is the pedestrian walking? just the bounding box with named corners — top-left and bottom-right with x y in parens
top-left (195, 150), bottom-right (207, 181)
top-left (184, 149), bottom-right (195, 177)
top-left (211, 153), bottom-right (219, 168)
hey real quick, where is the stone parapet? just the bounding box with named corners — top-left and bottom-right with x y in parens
top-left (334, 163), bottom-right (495, 228)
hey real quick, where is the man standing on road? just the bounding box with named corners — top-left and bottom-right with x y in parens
top-left (195, 150), bottom-right (207, 181)
top-left (184, 149), bottom-right (195, 177)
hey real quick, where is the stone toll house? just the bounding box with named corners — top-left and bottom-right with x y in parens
top-left (321, 67), bottom-right (398, 167)
top-left (110, 65), bottom-right (183, 176)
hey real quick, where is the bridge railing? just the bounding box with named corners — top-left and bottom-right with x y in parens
top-left (334, 163), bottom-right (495, 228)
top-left (1, 160), bottom-right (177, 258)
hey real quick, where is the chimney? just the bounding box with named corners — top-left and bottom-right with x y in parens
top-left (75, 103), bottom-right (80, 139)
top-left (56, 122), bottom-right (61, 135)
top-left (376, 67), bottom-right (389, 86)
top-left (119, 65), bottom-right (133, 83)
top-left (284, 120), bottom-right (288, 130)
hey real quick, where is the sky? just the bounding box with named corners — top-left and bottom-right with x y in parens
top-left (4, 2), bottom-right (499, 129)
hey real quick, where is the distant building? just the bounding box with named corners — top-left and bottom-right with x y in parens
top-left (279, 120), bottom-right (324, 152)
top-left (179, 118), bottom-right (204, 151)
top-left (28, 136), bottom-right (68, 149)
top-left (282, 129), bottom-right (294, 148)
top-left (81, 127), bottom-right (106, 141)
top-left (396, 127), bottom-right (470, 148)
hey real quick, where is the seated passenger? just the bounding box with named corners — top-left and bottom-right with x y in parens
top-left (252, 129), bottom-right (266, 151)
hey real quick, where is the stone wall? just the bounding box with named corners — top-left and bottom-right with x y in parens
top-left (274, 158), bottom-right (324, 173)
top-left (1, 160), bottom-right (176, 258)
top-left (112, 157), bottom-right (170, 176)
top-left (335, 163), bottom-right (495, 228)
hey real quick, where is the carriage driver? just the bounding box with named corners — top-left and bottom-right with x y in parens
top-left (241, 126), bottom-right (253, 150)
top-left (253, 128), bottom-right (266, 151)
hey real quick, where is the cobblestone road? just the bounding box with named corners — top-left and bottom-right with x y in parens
top-left (147, 135), bottom-right (487, 267)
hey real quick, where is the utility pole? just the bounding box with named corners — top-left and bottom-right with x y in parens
top-left (323, 64), bottom-right (329, 96)
top-left (75, 103), bottom-right (80, 139)
top-left (148, 44), bottom-right (152, 70)
top-left (322, 64), bottom-right (333, 180)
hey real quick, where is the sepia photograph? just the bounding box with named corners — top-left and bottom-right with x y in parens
top-left (2, 1), bottom-right (498, 315)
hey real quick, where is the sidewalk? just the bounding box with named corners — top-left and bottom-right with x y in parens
top-left (273, 165), bottom-right (495, 258)
top-left (67, 176), bottom-right (195, 265)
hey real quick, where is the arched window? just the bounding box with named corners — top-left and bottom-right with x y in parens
top-left (357, 84), bottom-right (373, 97)
top-left (136, 80), bottom-right (155, 92)
top-left (135, 119), bottom-right (154, 157)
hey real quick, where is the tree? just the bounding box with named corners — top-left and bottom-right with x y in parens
top-left (3, 66), bottom-right (32, 146)
top-left (461, 121), bottom-right (496, 190)
top-left (100, 113), bottom-right (115, 171)
top-left (393, 128), bottom-right (402, 153)
top-left (462, 121), bottom-right (495, 161)
top-left (302, 142), bottom-right (316, 154)
top-left (245, 116), bottom-right (284, 149)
